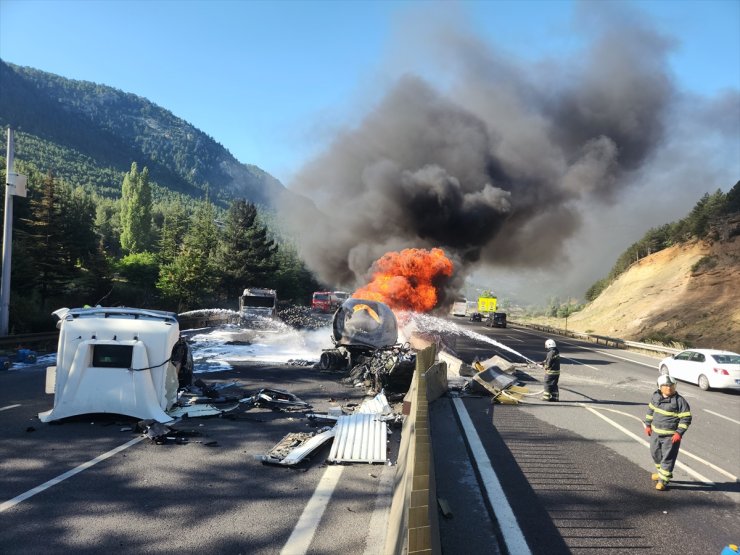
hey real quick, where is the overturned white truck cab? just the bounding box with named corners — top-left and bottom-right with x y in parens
top-left (39, 307), bottom-right (192, 424)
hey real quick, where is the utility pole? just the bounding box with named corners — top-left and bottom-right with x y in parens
top-left (1, 128), bottom-right (28, 336)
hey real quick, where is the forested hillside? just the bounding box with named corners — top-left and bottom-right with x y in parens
top-left (0, 60), bottom-right (284, 208)
top-left (0, 61), bottom-right (323, 332)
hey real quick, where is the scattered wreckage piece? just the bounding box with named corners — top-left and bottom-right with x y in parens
top-left (470, 363), bottom-right (529, 404)
top-left (328, 413), bottom-right (388, 464)
top-left (475, 354), bottom-right (520, 374)
top-left (168, 402), bottom-right (240, 418)
top-left (136, 419), bottom-right (203, 445)
top-left (438, 349), bottom-right (476, 378)
top-left (242, 388), bottom-right (312, 411)
top-left (307, 406), bottom-right (345, 422)
top-left (338, 346), bottom-right (416, 394)
top-left (266, 392), bottom-right (397, 468)
top-left (261, 427), bottom-right (336, 466)
top-left (168, 378), bottom-right (244, 417)
top-left (357, 390), bottom-right (392, 415)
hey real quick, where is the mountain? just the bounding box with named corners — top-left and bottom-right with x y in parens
top-left (0, 60), bottom-right (285, 207)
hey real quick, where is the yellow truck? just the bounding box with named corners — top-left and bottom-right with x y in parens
top-left (477, 296), bottom-right (498, 315)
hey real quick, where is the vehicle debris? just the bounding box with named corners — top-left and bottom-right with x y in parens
top-left (328, 413), bottom-right (388, 464)
top-left (260, 427), bottom-right (336, 466)
top-left (136, 419), bottom-right (203, 444)
top-left (168, 402), bottom-right (241, 418)
top-left (242, 388), bottom-right (312, 411)
top-left (469, 362), bottom-right (529, 404)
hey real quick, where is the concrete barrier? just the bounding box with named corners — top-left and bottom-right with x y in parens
top-left (384, 344), bottom-right (443, 555)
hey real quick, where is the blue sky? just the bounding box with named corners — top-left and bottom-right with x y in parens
top-left (2, 0), bottom-right (739, 300)
top-left (1, 0), bottom-right (738, 186)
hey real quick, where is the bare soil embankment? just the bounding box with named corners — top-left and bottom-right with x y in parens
top-left (523, 238), bottom-right (740, 352)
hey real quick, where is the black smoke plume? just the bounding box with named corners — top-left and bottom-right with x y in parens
top-left (276, 4), bottom-right (730, 295)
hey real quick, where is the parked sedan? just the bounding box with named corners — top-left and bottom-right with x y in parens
top-left (658, 349), bottom-right (740, 391)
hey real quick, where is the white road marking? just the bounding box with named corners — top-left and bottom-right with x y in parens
top-left (280, 464), bottom-right (344, 555)
top-left (704, 408), bottom-right (740, 426)
top-left (562, 357), bottom-right (601, 371)
top-left (452, 397), bottom-right (531, 555)
top-left (0, 404), bottom-right (21, 412)
top-left (580, 404), bottom-right (737, 482)
top-left (0, 436), bottom-right (146, 513)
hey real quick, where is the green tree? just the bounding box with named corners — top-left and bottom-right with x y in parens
top-left (17, 171), bottom-right (75, 306)
top-left (157, 198), bottom-right (190, 265)
top-left (157, 196), bottom-right (219, 310)
top-left (724, 181), bottom-right (740, 213)
top-left (216, 200), bottom-right (279, 299)
top-left (272, 243), bottom-right (321, 304)
top-left (114, 252), bottom-right (160, 306)
top-left (95, 196), bottom-right (122, 257)
top-left (119, 162), bottom-right (153, 253)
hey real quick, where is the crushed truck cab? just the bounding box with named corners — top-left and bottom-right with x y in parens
top-left (39, 307), bottom-right (191, 424)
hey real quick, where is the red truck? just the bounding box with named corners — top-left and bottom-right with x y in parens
top-left (312, 291), bottom-right (349, 313)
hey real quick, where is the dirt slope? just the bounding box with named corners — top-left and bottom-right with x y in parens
top-left (555, 238), bottom-right (740, 352)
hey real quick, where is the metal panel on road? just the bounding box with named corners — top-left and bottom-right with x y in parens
top-left (329, 413), bottom-right (387, 463)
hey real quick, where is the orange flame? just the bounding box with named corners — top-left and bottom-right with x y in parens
top-left (353, 248), bottom-right (454, 312)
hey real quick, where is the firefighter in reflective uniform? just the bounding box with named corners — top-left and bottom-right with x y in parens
top-left (541, 339), bottom-right (560, 401)
top-left (644, 374), bottom-right (692, 491)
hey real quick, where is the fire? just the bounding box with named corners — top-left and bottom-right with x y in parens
top-left (353, 248), bottom-right (454, 312)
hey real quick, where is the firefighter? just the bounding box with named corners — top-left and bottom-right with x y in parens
top-left (644, 374), bottom-right (692, 491)
top-left (541, 338), bottom-right (560, 401)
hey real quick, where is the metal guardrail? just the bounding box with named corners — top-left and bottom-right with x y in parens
top-left (0, 331), bottom-right (59, 349)
top-left (509, 321), bottom-right (681, 357)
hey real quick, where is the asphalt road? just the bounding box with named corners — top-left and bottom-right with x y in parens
top-left (2, 318), bottom-right (738, 555)
top-left (433, 319), bottom-right (740, 555)
top-left (0, 362), bottom-right (400, 555)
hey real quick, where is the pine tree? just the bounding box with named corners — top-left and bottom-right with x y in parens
top-left (216, 200), bottom-right (279, 299)
top-left (17, 172), bottom-right (76, 307)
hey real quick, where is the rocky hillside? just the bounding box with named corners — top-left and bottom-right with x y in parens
top-left (551, 237), bottom-right (740, 352)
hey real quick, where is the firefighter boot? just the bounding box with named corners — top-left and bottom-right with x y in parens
top-left (655, 481), bottom-right (668, 491)
top-left (651, 473), bottom-right (660, 481)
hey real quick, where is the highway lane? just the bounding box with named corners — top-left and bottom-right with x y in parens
top-left (0, 363), bottom-right (399, 555)
top-left (433, 320), bottom-right (740, 554)
top-left (2, 319), bottom-right (737, 554)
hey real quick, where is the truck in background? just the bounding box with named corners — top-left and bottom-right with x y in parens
top-left (331, 291), bottom-right (349, 308)
top-left (239, 288), bottom-right (278, 320)
top-left (450, 299), bottom-right (468, 317)
top-left (477, 295), bottom-right (498, 315)
top-left (312, 291), bottom-right (350, 313)
top-left (312, 291), bottom-right (333, 312)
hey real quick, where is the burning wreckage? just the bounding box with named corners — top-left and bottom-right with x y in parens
top-left (37, 299), bottom-right (529, 463)
top-left (318, 298), bottom-right (416, 394)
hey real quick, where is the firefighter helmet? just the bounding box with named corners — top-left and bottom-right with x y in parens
top-left (545, 339), bottom-right (557, 349)
top-left (657, 374), bottom-right (677, 387)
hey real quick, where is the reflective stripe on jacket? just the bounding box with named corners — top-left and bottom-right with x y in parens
top-left (644, 391), bottom-right (692, 436)
top-left (544, 348), bottom-right (560, 375)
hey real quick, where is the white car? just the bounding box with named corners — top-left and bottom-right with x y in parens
top-left (658, 349), bottom-right (740, 391)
